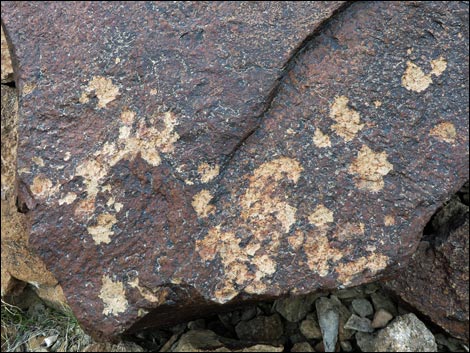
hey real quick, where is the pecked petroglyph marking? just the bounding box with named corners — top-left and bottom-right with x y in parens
top-left (30, 175), bottom-right (59, 200)
top-left (304, 230), bottom-right (342, 277)
top-left (308, 204), bottom-right (334, 227)
top-left (196, 157), bottom-right (303, 303)
top-left (430, 122), bottom-right (456, 143)
top-left (335, 253), bottom-right (389, 285)
top-left (80, 76), bottom-right (120, 108)
top-left (348, 145), bottom-right (393, 192)
top-left (329, 96), bottom-right (364, 142)
top-left (58, 192), bottom-right (77, 206)
top-left (99, 275), bottom-right (128, 316)
top-left (192, 189), bottom-right (216, 218)
top-left (198, 162), bottom-right (220, 183)
top-left (87, 213), bottom-right (117, 244)
top-left (313, 129), bottom-right (331, 148)
top-left (402, 57), bottom-right (447, 92)
top-left (74, 110), bottom-right (179, 226)
top-left (384, 215), bottom-right (395, 226)
top-left (129, 278), bottom-right (169, 304)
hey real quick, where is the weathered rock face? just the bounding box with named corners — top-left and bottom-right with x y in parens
top-left (1, 27), bottom-right (65, 308)
top-left (0, 85), bottom-right (61, 298)
top-left (1, 1), bottom-right (468, 341)
top-left (385, 191), bottom-right (469, 342)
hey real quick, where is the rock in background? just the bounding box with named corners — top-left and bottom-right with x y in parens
top-left (1, 1), bottom-right (469, 341)
top-left (385, 187), bottom-right (469, 342)
top-left (1, 25), bottom-right (65, 309)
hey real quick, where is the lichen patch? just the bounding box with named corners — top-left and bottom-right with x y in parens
top-left (82, 76), bottom-right (120, 108)
top-left (329, 96), bottom-right (364, 142)
top-left (308, 204), bottom-right (334, 227)
top-left (192, 189), bottom-right (215, 218)
top-left (313, 129), bottom-right (331, 148)
top-left (198, 162), bottom-right (220, 183)
top-left (99, 275), bottom-right (128, 316)
top-left (348, 145), bottom-right (393, 192)
top-left (430, 122), bottom-right (456, 143)
top-left (87, 213), bottom-right (117, 244)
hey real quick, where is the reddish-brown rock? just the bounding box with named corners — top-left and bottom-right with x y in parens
top-left (385, 194), bottom-right (469, 342)
top-left (1, 1), bottom-right (468, 341)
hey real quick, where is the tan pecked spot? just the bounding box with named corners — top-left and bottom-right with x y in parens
top-left (332, 222), bottom-right (365, 241)
top-left (348, 145), bottom-right (393, 192)
top-left (129, 278), bottom-right (169, 304)
top-left (196, 226), bottom-right (250, 304)
top-left (313, 129), bottom-right (331, 148)
top-left (329, 96), bottom-right (364, 142)
top-left (87, 213), bottom-right (117, 244)
top-left (192, 190), bottom-right (215, 218)
top-left (74, 198), bottom-right (95, 218)
top-left (303, 230), bottom-right (343, 277)
top-left (58, 192), bottom-right (77, 206)
top-left (82, 76), bottom-right (119, 108)
top-left (402, 57), bottom-right (447, 93)
top-left (64, 152), bottom-right (71, 161)
top-left (384, 215), bottom-right (395, 226)
top-left (402, 61), bottom-right (432, 92)
top-left (30, 175), bottom-right (54, 199)
top-left (308, 204), bottom-right (334, 227)
top-left (430, 57), bottom-right (447, 76)
top-left (335, 253), bottom-right (389, 285)
top-left (115, 57), bottom-right (121, 64)
top-left (288, 230), bottom-right (304, 251)
top-left (23, 83), bottom-right (36, 95)
top-left (150, 89), bottom-right (158, 96)
top-left (430, 122), bottom-right (456, 143)
top-left (120, 109), bottom-right (135, 125)
top-left (241, 157), bottom-right (302, 233)
top-left (198, 162), bottom-right (220, 183)
top-left (373, 101), bottom-right (382, 108)
top-left (99, 275), bottom-right (128, 316)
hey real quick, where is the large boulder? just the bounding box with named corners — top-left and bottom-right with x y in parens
top-left (385, 190), bottom-right (469, 341)
top-left (1, 1), bottom-right (468, 340)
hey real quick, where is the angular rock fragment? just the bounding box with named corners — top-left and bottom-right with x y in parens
top-left (385, 194), bottom-right (469, 341)
top-left (170, 330), bottom-right (284, 352)
top-left (291, 342), bottom-right (315, 352)
top-left (315, 297), bottom-right (339, 353)
top-left (274, 293), bottom-right (318, 322)
top-left (371, 314), bottom-right (437, 352)
top-left (351, 299), bottom-right (373, 318)
top-left (371, 309), bottom-right (393, 329)
top-left (1, 1), bottom-right (468, 340)
top-left (344, 314), bottom-right (373, 333)
top-left (235, 314), bottom-right (283, 343)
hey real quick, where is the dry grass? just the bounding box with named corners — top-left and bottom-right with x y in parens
top-left (1, 298), bottom-right (92, 352)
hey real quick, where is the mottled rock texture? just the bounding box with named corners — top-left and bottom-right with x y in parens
top-left (1, 27), bottom-right (65, 308)
top-left (385, 193), bottom-right (469, 342)
top-left (1, 1), bottom-right (468, 341)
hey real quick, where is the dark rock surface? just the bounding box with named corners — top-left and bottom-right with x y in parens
top-left (385, 192), bottom-right (469, 342)
top-left (1, 1), bottom-right (469, 340)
